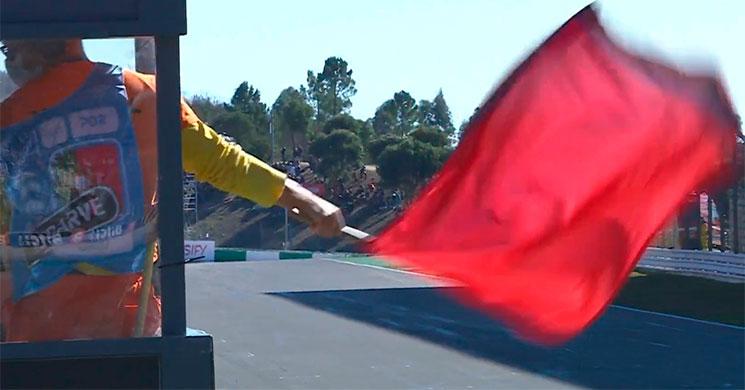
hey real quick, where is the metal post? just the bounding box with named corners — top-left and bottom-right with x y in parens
top-left (135, 37), bottom-right (156, 74)
top-left (733, 141), bottom-right (742, 253)
top-left (707, 194), bottom-right (714, 251)
top-left (270, 111), bottom-right (275, 163)
top-left (734, 184), bottom-right (740, 253)
top-left (155, 35), bottom-right (186, 337)
top-left (284, 208), bottom-right (289, 250)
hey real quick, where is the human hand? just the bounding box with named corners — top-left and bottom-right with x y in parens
top-left (276, 179), bottom-right (345, 238)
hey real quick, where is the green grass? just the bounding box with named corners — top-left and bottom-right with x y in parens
top-left (338, 256), bottom-right (745, 326)
top-left (339, 255), bottom-right (396, 269)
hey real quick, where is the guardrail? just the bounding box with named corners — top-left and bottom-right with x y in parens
top-left (640, 248), bottom-right (745, 282)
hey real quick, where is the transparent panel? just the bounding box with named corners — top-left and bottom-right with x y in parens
top-left (0, 37), bottom-right (161, 342)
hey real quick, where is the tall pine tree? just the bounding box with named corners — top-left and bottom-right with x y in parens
top-left (303, 57), bottom-right (357, 121)
top-left (272, 87), bottom-right (314, 151)
top-left (230, 82), bottom-right (269, 133)
top-left (432, 90), bottom-right (455, 133)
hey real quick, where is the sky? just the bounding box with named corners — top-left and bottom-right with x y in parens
top-left (4, 0), bottom-right (744, 125)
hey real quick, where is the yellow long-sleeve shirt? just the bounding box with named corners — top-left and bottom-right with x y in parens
top-left (181, 120), bottom-right (286, 207)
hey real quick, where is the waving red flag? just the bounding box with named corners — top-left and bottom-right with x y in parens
top-left (366, 6), bottom-right (739, 345)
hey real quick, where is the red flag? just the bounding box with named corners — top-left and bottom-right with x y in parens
top-left (366, 6), bottom-right (739, 345)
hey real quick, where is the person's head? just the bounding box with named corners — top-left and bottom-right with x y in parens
top-left (2, 39), bottom-right (85, 86)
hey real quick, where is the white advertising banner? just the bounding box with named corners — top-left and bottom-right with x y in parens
top-left (184, 240), bottom-right (215, 262)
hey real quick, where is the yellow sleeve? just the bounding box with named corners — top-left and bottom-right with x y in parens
top-left (181, 121), bottom-right (287, 207)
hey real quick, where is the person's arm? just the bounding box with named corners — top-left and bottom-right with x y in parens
top-left (181, 120), bottom-right (285, 207)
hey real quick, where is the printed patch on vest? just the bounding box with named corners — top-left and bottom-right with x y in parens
top-left (69, 106), bottom-right (119, 138)
top-left (38, 117), bottom-right (69, 148)
top-left (50, 142), bottom-right (126, 206)
top-left (14, 186), bottom-right (119, 248)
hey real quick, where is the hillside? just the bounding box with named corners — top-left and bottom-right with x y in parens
top-left (185, 165), bottom-right (400, 252)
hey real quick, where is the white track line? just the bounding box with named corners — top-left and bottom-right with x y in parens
top-left (610, 305), bottom-right (744, 330)
top-left (322, 256), bottom-right (745, 330)
top-left (321, 257), bottom-right (459, 285)
top-left (322, 257), bottom-right (443, 278)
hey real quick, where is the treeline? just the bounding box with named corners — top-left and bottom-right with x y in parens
top-left (188, 56), bottom-right (473, 196)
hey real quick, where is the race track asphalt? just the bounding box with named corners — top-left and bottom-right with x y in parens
top-left (186, 258), bottom-right (745, 389)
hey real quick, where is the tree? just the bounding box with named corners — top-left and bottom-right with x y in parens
top-left (372, 91), bottom-right (418, 136)
top-left (432, 90), bottom-right (455, 133)
top-left (230, 82), bottom-right (256, 113)
top-left (212, 112), bottom-right (271, 161)
top-left (322, 114), bottom-right (372, 151)
top-left (372, 100), bottom-right (397, 134)
top-left (309, 129), bottom-right (363, 181)
top-left (417, 99), bottom-right (438, 128)
top-left (457, 120), bottom-right (469, 143)
top-left (230, 82), bottom-right (269, 132)
top-left (458, 106), bottom-right (481, 142)
top-left (188, 95), bottom-right (227, 125)
top-left (304, 57), bottom-right (357, 121)
top-left (322, 114), bottom-right (361, 134)
top-left (356, 120), bottom-right (375, 151)
top-left (410, 126), bottom-right (449, 147)
top-left (377, 138), bottom-right (449, 195)
top-left (416, 90), bottom-right (454, 134)
top-left (367, 134), bottom-right (402, 163)
top-left (392, 91), bottom-right (418, 136)
top-left (272, 87), bottom-right (313, 152)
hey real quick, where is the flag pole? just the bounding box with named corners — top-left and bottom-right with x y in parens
top-left (342, 226), bottom-right (372, 240)
top-left (134, 243), bottom-right (156, 337)
top-left (133, 37), bottom-right (158, 337)
top-left (289, 208), bottom-right (373, 241)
